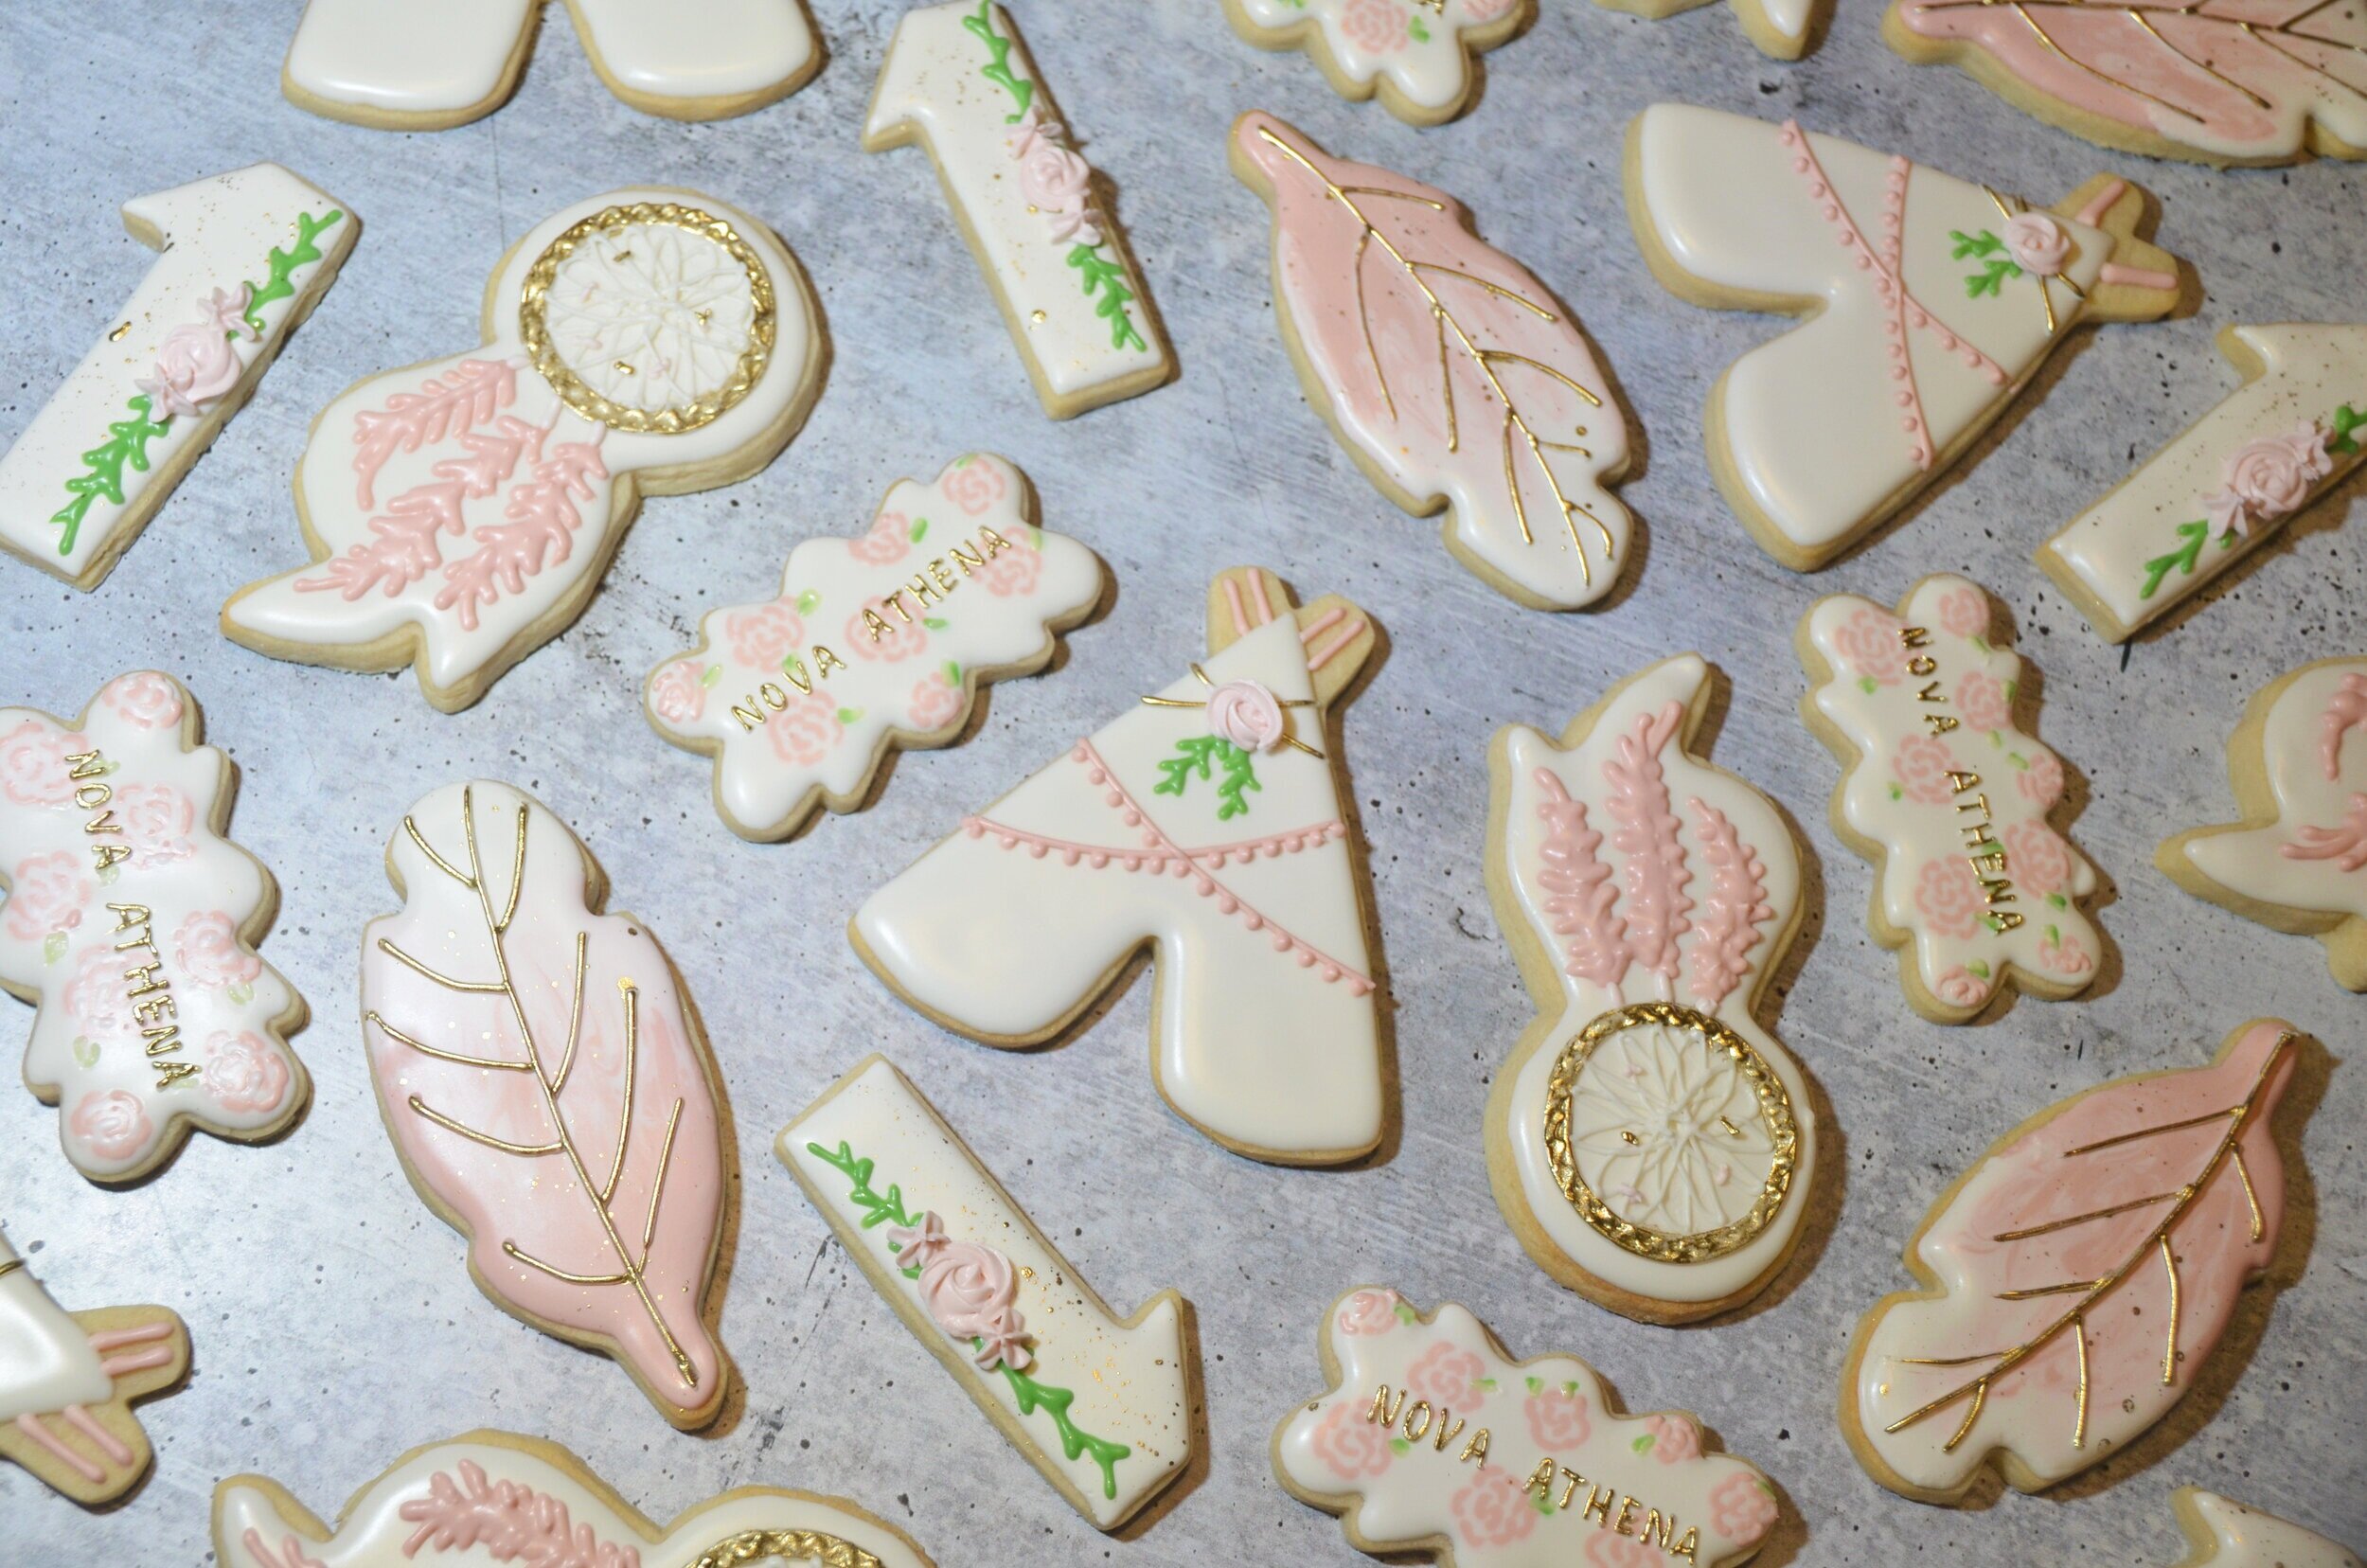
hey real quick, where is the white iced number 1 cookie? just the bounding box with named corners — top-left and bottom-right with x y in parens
top-left (223, 187), bottom-right (823, 712)
top-left (863, 3), bottom-right (1171, 419)
top-left (1797, 574), bottom-right (2104, 1023)
top-left (1274, 1288), bottom-right (1780, 1566)
top-left (645, 454), bottom-right (1103, 841)
top-left (2160, 657), bottom-right (2367, 989)
top-left (853, 567), bottom-right (1386, 1166)
top-left (0, 673), bottom-right (308, 1184)
top-left (1627, 104), bottom-right (2184, 571)
top-left (284, 0), bottom-right (821, 128)
top-left (782, 1057), bottom-right (1194, 1532)
top-left (1484, 655), bottom-right (1814, 1323)
top-left (0, 165), bottom-right (354, 590)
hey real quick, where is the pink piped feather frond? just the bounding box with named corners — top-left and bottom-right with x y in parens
top-left (1602, 701), bottom-right (1693, 992)
top-left (1686, 796), bottom-right (1773, 1008)
top-left (1531, 767), bottom-right (1628, 989)
top-left (397, 1459), bottom-right (642, 1568)
top-left (350, 359), bottom-right (519, 508)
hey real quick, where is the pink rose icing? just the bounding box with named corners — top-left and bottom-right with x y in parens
top-left (1913, 856), bottom-right (1985, 939)
top-left (902, 1217), bottom-right (1031, 1372)
top-left (1587, 1535), bottom-right (1661, 1568)
top-left (1308, 1397), bottom-right (1394, 1481)
top-left (1206, 680), bottom-right (1287, 753)
top-left (1522, 1385), bottom-right (1591, 1449)
top-left (2017, 748), bottom-right (2065, 807)
top-left (69, 1089), bottom-right (153, 1164)
top-left (115, 783), bottom-right (197, 864)
top-left (1, 720), bottom-right (79, 807)
top-left (1449, 1468), bottom-right (1536, 1549)
top-left (202, 1030), bottom-right (293, 1114)
top-left (974, 539), bottom-right (1041, 597)
top-left (101, 672), bottom-right (185, 731)
top-left (1406, 1341), bottom-right (1486, 1409)
top-left (1936, 585), bottom-right (1989, 637)
top-left (765, 691), bottom-right (845, 767)
top-left (1892, 734), bottom-right (1958, 805)
top-left (1934, 966), bottom-right (1992, 1009)
top-left (848, 508), bottom-right (912, 565)
top-left (64, 943), bottom-right (137, 1042)
top-left (1707, 1471), bottom-right (1777, 1543)
top-left (1954, 670), bottom-right (2011, 734)
top-left (1830, 607), bottom-right (1909, 685)
top-left (886, 1211), bottom-right (951, 1271)
top-left (174, 910), bottom-right (260, 989)
top-left (1336, 1288), bottom-right (1402, 1335)
top-left (1646, 1412), bottom-right (1701, 1463)
top-left (1015, 136), bottom-right (1100, 247)
top-left (199, 283), bottom-right (258, 341)
top-left (2002, 820), bottom-right (2071, 896)
top-left (907, 670), bottom-right (963, 731)
top-left (846, 601), bottom-right (929, 663)
top-left (138, 314), bottom-right (244, 419)
top-left (1341, 0), bottom-right (1413, 53)
top-left (5, 850), bottom-right (90, 942)
top-left (2001, 211), bottom-right (2071, 276)
top-left (726, 601), bottom-right (805, 668)
top-left (942, 458), bottom-right (1008, 517)
top-left (2205, 420), bottom-right (2335, 531)
top-left (650, 661), bottom-right (707, 725)
top-left (2038, 929), bottom-right (2093, 975)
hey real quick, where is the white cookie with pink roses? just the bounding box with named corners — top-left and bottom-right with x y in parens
top-left (1275, 1287), bottom-right (1780, 1567)
top-left (0, 672), bottom-right (306, 1183)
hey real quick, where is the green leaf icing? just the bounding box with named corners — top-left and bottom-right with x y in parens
top-left (1152, 737), bottom-right (1260, 820)
top-left (241, 209), bottom-right (342, 333)
top-left (51, 396), bottom-right (169, 555)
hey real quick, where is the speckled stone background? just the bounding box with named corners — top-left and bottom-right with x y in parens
top-left (1, 1), bottom-right (2361, 1562)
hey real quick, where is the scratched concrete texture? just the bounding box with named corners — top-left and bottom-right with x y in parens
top-left (1, 0), bottom-right (2362, 1562)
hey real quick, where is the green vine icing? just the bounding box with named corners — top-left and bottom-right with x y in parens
top-left (2137, 403), bottom-right (2361, 600)
top-left (1154, 737), bottom-right (1260, 820)
top-left (803, 1138), bottom-right (1133, 1500)
top-left (48, 208), bottom-right (342, 556)
top-left (964, 1), bottom-right (1145, 354)
top-left (1949, 230), bottom-right (2023, 298)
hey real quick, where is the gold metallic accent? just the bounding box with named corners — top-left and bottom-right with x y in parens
top-left (2073, 1314), bottom-right (2090, 1447)
top-left (686, 1529), bottom-right (884, 1568)
top-left (369, 1009), bottom-right (528, 1071)
top-left (376, 936), bottom-right (503, 993)
top-left (2159, 1236), bottom-right (2180, 1385)
top-left (1542, 1001), bottom-right (1797, 1264)
top-left (0, 1257), bottom-right (24, 1281)
top-left (518, 202), bottom-right (775, 436)
top-left (1619, 1130), bottom-right (1641, 1146)
top-left (107, 322), bottom-right (132, 343)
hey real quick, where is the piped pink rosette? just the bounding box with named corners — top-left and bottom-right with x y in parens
top-left (1206, 679), bottom-right (1287, 753)
top-left (1006, 105), bottom-right (1102, 248)
top-left (137, 283), bottom-right (258, 418)
top-left (2000, 212), bottom-right (2070, 276)
top-left (888, 1211), bottom-right (1034, 1371)
top-left (2201, 420), bottom-right (2337, 537)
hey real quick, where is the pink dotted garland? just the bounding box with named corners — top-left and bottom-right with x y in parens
top-left (959, 739), bottom-right (1373, 993)
top-left (1778, 120), bottom-right (2011, 473)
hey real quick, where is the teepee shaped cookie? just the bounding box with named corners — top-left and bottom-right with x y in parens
top-left (1627, 104), bottom-right (2184, 571)
top-left (853, 567), bottom-right (1385, 1166)
top-left (0, 1228), bottom-right (188, 1506)
top-left (1484, 655), bottom-right (1814, 1323)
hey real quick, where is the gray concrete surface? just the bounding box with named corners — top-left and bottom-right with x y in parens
top-left (1, 1), bottom-right (2360, 1561)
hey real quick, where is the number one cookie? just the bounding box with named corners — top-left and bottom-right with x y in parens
top-left (853, 567), bottom-right (1387, 1166)
top-left (863, 2), bottom-right (1172, 419)
top-left (2040, 324), bottom-right (2367, 643)
top-left (0, 165), bottom-right (354, 590)
top-left (1628, 105), bottom-right (2185, 571)
top-left (222, 187), bottom-right (823, 712)
top-left (1797, 575), bottom-right (2105, 1022)
top-left (781, 1057), bottom-right (1194, 1532)
top-left (1484, 654), bottom-right (1814, 1323)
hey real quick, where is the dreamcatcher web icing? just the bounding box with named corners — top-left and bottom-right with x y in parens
top-left (1562, 1018), bottom-right (1776, 1234)
top-left (542, 222), bottom-right (757, 413)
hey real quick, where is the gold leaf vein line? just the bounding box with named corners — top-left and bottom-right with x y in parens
top-left (1945, 1381), bottom-right (1987, 1452)
top-left (405, 815), bottom-right (475, 888)
top-left (2160, 1236), bottom-right (2180, 1385)
top-left (1337, 184), bottom-right (1446, 210)
top-left (599, 982), bottom-right (641, 1207)
top-left (408, 1095), bottom-right (563, 1156)
top-left (2010, 1), bottom-right (2204, 118)
top-left (1477, 349), bottom-right (1605, 408)
top-left (1407, 261), bottom-right (1557, 319)
top-left (1882, 1033), bottom-right (2289, 1450)
top-left (2241, 21), bottom-right (2367, 91)
top-left (1993, 1186), bottom-right (2182, 1241)
top-left (377, 937), bottom-right (504, 993)
top-left (1354, 229), bottom-right (1393, 422)
top-left (496, 804), bottom-right (528, 932)
top-left (367, 1010), bottom-right (529, 1072)
top-left (642, 1098), bottom-right (685, 1258)
top-left (1436, 309), bottom-right (1458, 453)
top-left (2064, 1105), bottom-right (2238, 1156)
top-left (2073, 1314), bottom-right (2090, 1448)
top-left (1996, 1277), bottom-right (2106, 1300)
top-left (1897, 1348), bottom-right (2013, 1366)
top-left (2131, 9), bottom-right (2274, 107)
top-left (2234, 1146), bottom-right (2263, 1241)
top-left (1501, 415), bottom-right (1530, 545)
top-left (549, 931), bottom-right (589, 1096)
top-left (504, 1240), bottom-right (629, 1287)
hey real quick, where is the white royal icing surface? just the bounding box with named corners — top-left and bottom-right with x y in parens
top-left (863, 3), bottom-right (1169, 414)
top-left (645, 454), bottom-right (1103, 840)
top-left (0, 1234), bottom-right (113, 1422)
top-left (1630, 104), bottom-right (2123, 562)
top-left (781, 1057), bottom-right (1192, 1532)
top-left (854, 611), bottom-right (1384, 1162)
top-left (1803, 575), bottom-right (2102, 1019)
top-left (2174, 658), bottom-right (2367, 945)
top-left (1492, 655), bottom-right (1813, 1306)
top-left (285, 0), bottom-right (815, 120)
top-left (2165, 1489), bottom-right (2364, 1568)
top-left (222, 187), bottom-right (818, 709)
top-left (1275, 1289), bottom-right (1780, 1565)
top-left (0, 165), bottom-right (352, 587)
top-left (214, 1434), bottom-right (934, 1568)
top-left (1232, 0), bottom-right (1522, 116)
top-left (0, 673), bottom-right (306, 1182)
top-left (2041, 325), bottom-right (2367, 640)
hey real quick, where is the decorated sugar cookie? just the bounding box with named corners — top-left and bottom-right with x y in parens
top-left (1883, 0), bottom-right (2367, 169)
top-left (283, 0), bottom-right (820, 128)
top-left (1798, 575), bottom-right (2104, 1023)
top-left (215, 1429), bottom-right (935, 1568)
top-left (863, 3), bottom-right (1171, 419)
top-left (1232, 115), bottom-right (1633, 613)
top-left (1274, 1288), bottom-right (1780, 1566)
top-left (0, 1228), bottom-right (188, 1506)
top-left (1626, 105), bottom-right (2186, 572)
top-left (2040, 325), bottom-right (2367, 642)
top-left (645, 454), bottom-right (1104, 841)
top-left (782, 1057), bottom-right (1193, 1531)
top-left (223, 187), bottom-right (822, 713)
top-left (0, 673), bottom-right (308, 1184)
top-left (1591, 0), bottom-right (1824, 61)
top-left (2159, 658), bottom-right (2367, 989)
top-left (2160, 1488), bottom-right (2363, 1568)
top-left (361, 781), bottom-right (731, 1429)
top-left (1842, 1020), bottom-right (2302, 1505)
top-left (0, 166), bottom-right (353, 591)
top-left (1484, 655), bottom-right (1814, 1323)
top-left (852, 567), bottom-right (1385, 1165)
top-left (1223, 0), bottom-right (1532, 125)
